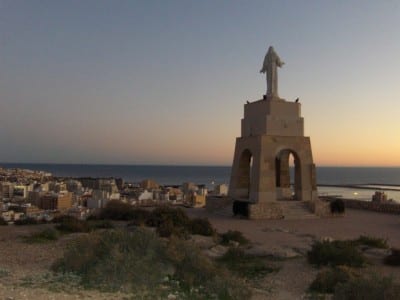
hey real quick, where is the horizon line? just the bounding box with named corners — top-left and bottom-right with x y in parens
top-left (1, 162), bottom-right (400, 168)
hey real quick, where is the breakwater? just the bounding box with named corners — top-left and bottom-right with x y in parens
top-left (342, 198), bottom-right (400, 215)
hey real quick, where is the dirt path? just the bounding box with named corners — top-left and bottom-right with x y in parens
top-left (187, 208), bottom-right (400, 249)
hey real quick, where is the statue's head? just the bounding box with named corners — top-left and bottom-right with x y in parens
top-left (268, 46), bottom-right (274, 53)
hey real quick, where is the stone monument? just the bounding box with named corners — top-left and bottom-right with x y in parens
top-left (228, 46), bottom-right (322, 219)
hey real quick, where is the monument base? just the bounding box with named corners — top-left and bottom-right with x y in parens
top-left (248, 202), bottom-right (284, 219)
top-left (229, 135), bottom-right (317, 203)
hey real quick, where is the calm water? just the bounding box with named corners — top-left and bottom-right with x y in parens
top-left (2, 163), bottom-right (400, 202)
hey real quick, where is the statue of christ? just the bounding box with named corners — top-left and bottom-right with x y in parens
top-left (260, 46), bottom-right (284, 98)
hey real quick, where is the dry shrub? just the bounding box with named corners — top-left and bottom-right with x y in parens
top-left (146, 206), bottom-right (190, 228)
top-left (354, 235), bottom-right (388, 249)
top-left (308, 240), bottom-right (365, 267)
top-left (156, 219), bottom-right (189, 239)
top-left (333, 274), bottom-right (400, 300)
top-left (167, 237), bottom-right (251, 299)
top-left (53, 228), bottom-right (251, 299)
top-left (52, 228), bottom-right (169, 292)
top-left (56, 218), bottom-right (90, 233)
top-left (14, 217), bottom-right (39, 225)
top-left (24, 227), bottom-right (59, 243)
top-left (189, 218), bottom-right (215, 236)
top-left (309, 266), bottom-right (360, 293)
top-left (99, 200), bottom-right (135, 220)
top-left (218, 248), bottom-right (276, 280)
top-left (125, 209), bottom-right (151, 226)
top-left (87, 220), bottom-right (114, 229)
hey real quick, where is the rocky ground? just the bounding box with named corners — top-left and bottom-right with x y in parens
top-left (188, 207), bottom-right (400, 299)
top-left (0, 208), bottom-right (399, 299)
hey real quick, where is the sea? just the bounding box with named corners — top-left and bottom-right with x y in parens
top-left (1, 163), bottom-right (400, 203)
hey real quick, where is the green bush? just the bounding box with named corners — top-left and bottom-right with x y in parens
top-left (146, 206), bottom-right (190, 228)
top-left (56, 217), bottom-right (90, 233)
top-left (53, 228), bottom-right (169, 292)
top-left (384, 248), bottom-right (400, 266)
top-left (52, 215), bottom-right (78, 223)
top-left (24, 228), bottom-right (59, 243)
top-left (307, 240), bottom-right (365, 267)
top-left (125, 208), bottom-right (151, 226)
top-left (333, 274), bottom-right (400, 300)
top-left (156, 219), bottom-right (189, 239)
top-left (330, 199), bottom-right (345, 214)
top-left (189, 218), bottom-right (215, 236)
top-left (15, 217), bottom-right (39, 225)
top-left (167, 237), bottom-right (251, 299)
top-left (87, 220), bottom-right (114, 230)
top-left (220, 230), bottom-right (249, 246)
top-left (53, 228), bottom-right (250, 299)
top-left (55, 216), bottom-right (110, 232)
top-left (0, 217), bottom-right (8, 226)
top-left (218, 248), bottom-right (276, 280)
top-left (99, 200), bottom-right (135, 220)
top-left (147, 207), bottom-right (192, 239)
top-left (309, 266), bottom-right (360, 293)
top-left (353, 235), bottom-right (388, 249)
top-left (124, 208), bottom-right (216, 238)
top-left (0, 268), bottom-right (9, 278)
top-left (85, 214), bottom-right (100, 221)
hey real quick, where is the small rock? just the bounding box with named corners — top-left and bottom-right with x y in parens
top-left (319, 236), bottom-right (334, 242)
top-left (272, 248), bottom-right (300, 258)
top-left (244, 246), bottom-right (268, 257)
top-left (276, 227), bottom-right (291, 233)
top-left (363, 248), bottom-right (391, 258)
top-left (292, 247), bottom-right (309, 256)
top-left (245, 246), bottom-right (300, 258)
top-left (228, 240), bottom-right (240, 248)
top-left (205, 245), bottom-right (228, 258)
top-left (167, 293), bottom-right (177, 300)
top-left (190, 235), bottom-right (215, 249)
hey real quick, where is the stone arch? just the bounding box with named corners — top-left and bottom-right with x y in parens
top-left (236, 149), bottom-right (253, 198)
top-left (275, 149), bottom-right (302, 200)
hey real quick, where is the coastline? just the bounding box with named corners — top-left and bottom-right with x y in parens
top-left (2, 163), bottom-right (400, 202)
top-left (318, 183), bottom-right (400, 192)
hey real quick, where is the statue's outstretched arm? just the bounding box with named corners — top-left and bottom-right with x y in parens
top-left (260, 54), bottom-right (268, 73)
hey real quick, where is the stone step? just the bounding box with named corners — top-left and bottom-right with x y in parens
top-left (283, 214), bottom-right (317, 220)
top-left (279, 201), bottom-right (318, 220)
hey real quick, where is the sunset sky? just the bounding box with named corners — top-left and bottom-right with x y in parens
top-left (1, 1), bottom-right (400, 166)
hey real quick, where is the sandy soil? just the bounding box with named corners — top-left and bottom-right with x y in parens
top-left (0, 208), bottom-right (399, 299)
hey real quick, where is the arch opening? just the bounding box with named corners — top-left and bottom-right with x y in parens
top-left (237, 149), bottom-right (253, 199)
top-left (275, 149), bottom-right (302, 200)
